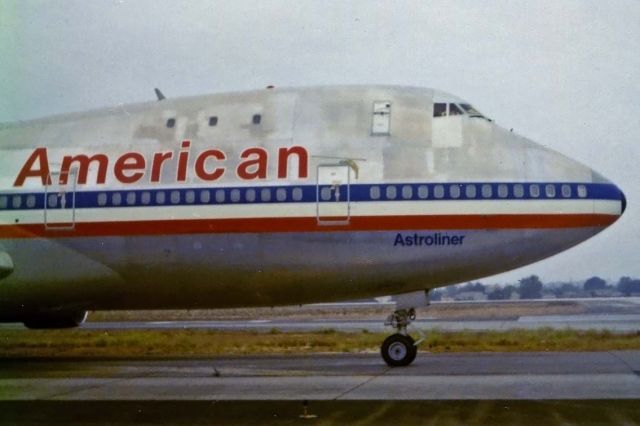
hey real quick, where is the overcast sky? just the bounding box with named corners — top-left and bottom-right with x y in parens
top-left (0, 0), bottom-right (638, 284)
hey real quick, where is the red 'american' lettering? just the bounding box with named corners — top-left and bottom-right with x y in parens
top-left (13, 141), bottom-right (309, 187)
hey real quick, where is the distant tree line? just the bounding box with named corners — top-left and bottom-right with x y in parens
top-left (430, 275), bottom-right (640, 301)
top-left (617, 276), bottom-right (640, 296)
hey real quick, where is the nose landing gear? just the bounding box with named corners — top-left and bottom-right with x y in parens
top-left (381, 307), bottom-right (423, 367)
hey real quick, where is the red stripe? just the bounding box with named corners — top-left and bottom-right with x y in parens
top-left (0, 214), bottom-right (619, 239)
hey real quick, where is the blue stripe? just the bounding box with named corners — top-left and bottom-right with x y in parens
top-left (0, 182), bottom-right (622, 211)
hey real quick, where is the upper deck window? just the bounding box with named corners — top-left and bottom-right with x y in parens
top-left (252, 114), bottom-right (261, 125)
top-left (209, 116), bottom-right (218, 126)
top-left (166, 118), bottom-right (176, 128)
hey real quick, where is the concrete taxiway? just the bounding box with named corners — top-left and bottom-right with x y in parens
top-left (2, 351), bottom-right (640, 400)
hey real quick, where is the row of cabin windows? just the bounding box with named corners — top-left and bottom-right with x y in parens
top-left (0, 194), bottom-right (38, 209)
top-left (369, 183), bottom-right (587, 200)
top-left (0, 184), bottom-right (589, 209)
top-left (165, 114), bottom-right (260, 129)
top-left (94, 187), bottom-right (304, 207)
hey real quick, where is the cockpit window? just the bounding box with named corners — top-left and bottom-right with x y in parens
top-left (433, 103), bottom-right (447, 117)
top-left (460, 103), bottom-right (485, 118)
top-left (449, 104), bottom-right (463, 115)
top-left (434, 102), bottom-right (489, 119)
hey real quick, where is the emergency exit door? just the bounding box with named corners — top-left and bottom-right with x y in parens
top-left (316, 164), bottom-right (350, 225)
top-left (44, 170), bottom-right (77, 230)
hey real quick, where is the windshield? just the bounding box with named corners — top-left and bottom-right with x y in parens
top-left (459, 103), bottom-right (485, 118)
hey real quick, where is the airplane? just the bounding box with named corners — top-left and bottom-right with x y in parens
top-left (0, 85), bottom-right (626, 366)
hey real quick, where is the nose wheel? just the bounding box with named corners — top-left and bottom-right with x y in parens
top-left (381, 308), bottom-right (422, 367)
top-left (381, 333), bottom-right (417, 367)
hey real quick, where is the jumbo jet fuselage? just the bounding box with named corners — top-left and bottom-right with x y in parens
top-left (0, 86), bottom-right (626, 328)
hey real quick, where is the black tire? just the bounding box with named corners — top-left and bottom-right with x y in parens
top-left (23, 310), bottom-right (88, 329)
top-left (381, 333), bottom-right (417, 367)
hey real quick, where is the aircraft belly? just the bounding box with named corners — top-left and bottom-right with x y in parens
top-left (0, 227), bottom-right (601, 310)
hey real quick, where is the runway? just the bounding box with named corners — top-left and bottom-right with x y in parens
top-left (3, 352), bottom-right (640, 424)
top-left (2, 351), bottom-right (640, 400)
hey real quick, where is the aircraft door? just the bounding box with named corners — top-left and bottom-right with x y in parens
top-left (44, 169), bottom-right (77, 230)
top-left (316, 164), bottom-right (350, 225)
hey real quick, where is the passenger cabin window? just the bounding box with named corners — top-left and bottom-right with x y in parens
top-left (246, 189), bottom-right (256, 202)
top-left (418, 185), bottom-right (429, 199)
top-left (252, 114), bottom-right (261, 125)
top-left (385, 185), bottom-right (398, 200)
top-left (386, 186), bottom-right (397, 200)
top-left (292, 188), bottom-right (303, 201)
top-left (0, 195), bottom-right (7, 209)
top-left (12, 195), bottom-right (22, 209)
top-left (208, 116), bottom-right (218, 126)
top-left (320, 187), bottom-right (332, 201)
top-left (261, 188), bottom-right (271, 202)
top-left (126, 192), bottom-right (136, 205)
top-left (26, 195), bottom-right (36, 208)
top-left (230, 189), bottom-right (241, 202)
top-left (156, 191), bottom-right (166, 204)
top-left (450, 185), bottom-right (461, 198)
top-left (529, 184), bottom-right (540, 198)
top-left (481, 184), bottom-right (492, 198)
top-left (465, 185), bottom-right (477, 198)
top-left (497, 184), bottom-right (509, 198)
top-left (166, 118), bottom-right (176, 128)
top-left (514, 184), bottom-right (525, 198)
top-left (545, 184), bottom-right (556, 198)
top-left (402, 185), bottom-right (413, 199)
top-left (185, 190), bottom-right (195, 204)
top-left (49, 193), bottom-right (58, 208)
top-left (141, 192), bottom-right (151, 205)
top-left (199, 190), bottom-right (210, 203)
top-left (170, 191), bottom-right (180, 204)
top-left (577, 185), bottom-right (587, 198)
top-left (434, 185), bottom-right (445, 199)
top-left (370, 186), bottom-right (381, 200)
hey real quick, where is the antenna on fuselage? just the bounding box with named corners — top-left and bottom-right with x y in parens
top-left (154, 88), bottom-right (166, 101)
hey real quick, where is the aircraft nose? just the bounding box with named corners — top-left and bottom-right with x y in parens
top-left (592, 170), bottom-right (626, 217)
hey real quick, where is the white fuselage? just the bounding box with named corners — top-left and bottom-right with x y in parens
top-left (0, 86), bottom-right (625, 322)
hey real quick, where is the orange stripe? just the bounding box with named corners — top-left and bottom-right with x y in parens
top-left (0, 214), bottom-right (619, 239)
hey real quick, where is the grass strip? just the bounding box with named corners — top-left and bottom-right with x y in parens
top-left (1, 328), bottom-right (640, 358)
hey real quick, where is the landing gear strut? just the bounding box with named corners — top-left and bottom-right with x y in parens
top-left (380, 290), bottom-right (430, 367)
top-left (381, 308), bottom-right (419, 367)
